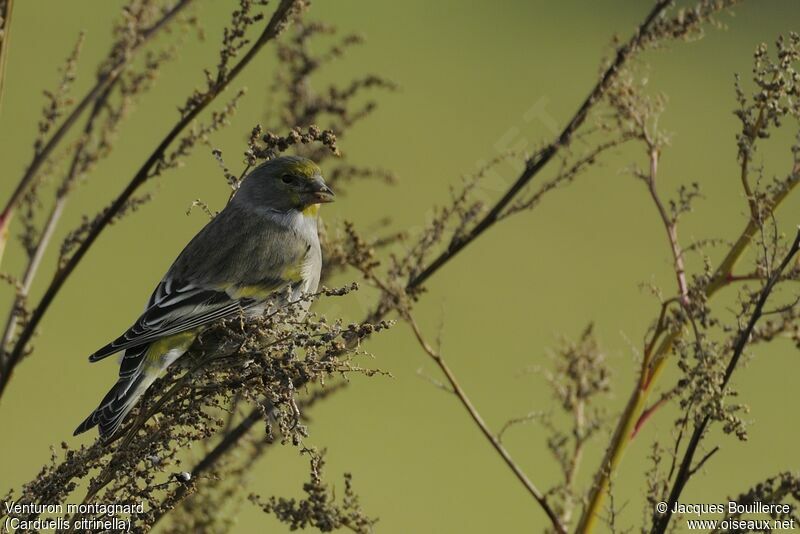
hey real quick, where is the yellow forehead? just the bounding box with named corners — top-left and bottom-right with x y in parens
top-left (284, 159), bottom-right (321, 177)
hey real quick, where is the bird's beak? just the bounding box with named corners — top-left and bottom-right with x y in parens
top-left (305, 178), bottom-right (335, 204)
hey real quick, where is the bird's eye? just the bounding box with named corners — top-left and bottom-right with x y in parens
top-left (281, 174), bottom-right (294, 184)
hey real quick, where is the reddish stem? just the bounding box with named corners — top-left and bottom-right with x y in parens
top-left (631, 394), bottom-right (669, 439)
top-left (0, 207), bottom-right (11, 258)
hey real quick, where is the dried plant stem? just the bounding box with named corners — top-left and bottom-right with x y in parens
top-left (0, 199), bottom-right (62, 351)
top-left (651, 228), bottom-right (800, 533)
top-left (64, 358), bottom-right (215, 533)
top-left (405, 314), bottom-right (567, 534)
top-left (369, 6), bottom-right (680, 523)
top-left (0, 0), bottom-right (192, 268)
top-left (578, 162), bottom-right (800, 532)
top-left (0, 0), bottom-right (302, 402)
top-left (631, 390), bottom-right (672, 438)
top-left (739, 123), bottom-right (760, 218)
top-left (150, 304), bottom-right (569, 531)
top-left (149, 407), bottom-right (262, 529)
top-left (216, 4), bottom-right (675, 523)
top-left (0, 0), bottom-right (13, 112)
top-left (0, 85), bottom-right (113, 355)
top-left (406, 0), bottom-right (672, 292)
top-left (644, 148), bottom-right (689, 304)
top-left (0, 0), bottom-right (15, 265)
top-left (0, 209), bottom-right (8, 274)
top-left (707, 163), bottom-right (800, 295)
top-left (738, 73), bottom-right (778, 219)
top-left (151, 384), bottom-right (348, 528)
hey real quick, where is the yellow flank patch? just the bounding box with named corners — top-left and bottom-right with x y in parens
top-left (281, 264), bottom-right (303, 283)
top-left (229, 284), bottom-right (276, 299)
top-left (302, 204), bottom-right (320, 217)
top-left (145, 330), bottom-right (198, 366)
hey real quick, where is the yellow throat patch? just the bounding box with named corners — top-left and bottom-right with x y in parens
top-left (302, 204), bottom-right (320, 217)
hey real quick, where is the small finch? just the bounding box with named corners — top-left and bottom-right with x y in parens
top-left (74, 156), bottom-right (334, 440)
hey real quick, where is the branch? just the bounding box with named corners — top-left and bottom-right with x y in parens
top-left (0, 0), bottom-right (193, 266)
top-left (149, 406), bottom-right (262, 528)
top-left (0, 82), bottom-right (114, 355)
top-left (405, 0), bottom-right (674, 292)
top-left (578, 161), bottom-right (800, 533)
top-left (0, 0), bottom-right (13, 112)
top-left (651, 228), bottom-right (800, 533)
top-left (686, 445), bottom-right (719, 479)
top-left (0, 0), bottom-right (13, 310)
top-left (150, 383), bottom-right (348, 528)
top-left (404, 314), bottom-right (567, 534)
top-left (642, 147), bottom-right (689, 305)
top-left (737, 72), bottom-right (780, 220)
top-left (708, 160), bottom-right (800, 295)
top-left (198, 2), bottom-right (674, 525)
top-left (0, 0), bottom-right (302, 402)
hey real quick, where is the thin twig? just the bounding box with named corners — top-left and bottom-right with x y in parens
top-left (686, 446), bottom-right (719, 478)
top-left (404, 314), bottom-right (567, 534)
top-left (738, 73), bottom-right (779, 220)
top-left (0, 0), bottom-right (14, 113)
top-left (642, 298), bottom-right (680, 379)
top-left (642, 147), bottom-right (689, 305)
top-left (631, 390), bottom-right (673, 439)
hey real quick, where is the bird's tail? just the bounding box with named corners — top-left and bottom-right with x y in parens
top-left (73, 376), bottom-right (145, 439)
top-left (75, 333), bottom-right (197, 441)
top-left (74, 343), bottom-right (156, 440)
top-left (73, 367), bottom-right (152, 440)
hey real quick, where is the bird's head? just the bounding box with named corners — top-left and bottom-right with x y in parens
top-left (234, 156), bottom-right (334, 214)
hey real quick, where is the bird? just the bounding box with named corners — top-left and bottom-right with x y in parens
top-left (74, 155), bottom-right (334, 440)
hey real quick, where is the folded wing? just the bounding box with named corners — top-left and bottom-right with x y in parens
top-left (88, 277), bottom-right (281, 362)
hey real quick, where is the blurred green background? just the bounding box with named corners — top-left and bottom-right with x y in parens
top-left (2, 1), bottom-right (800, 532)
